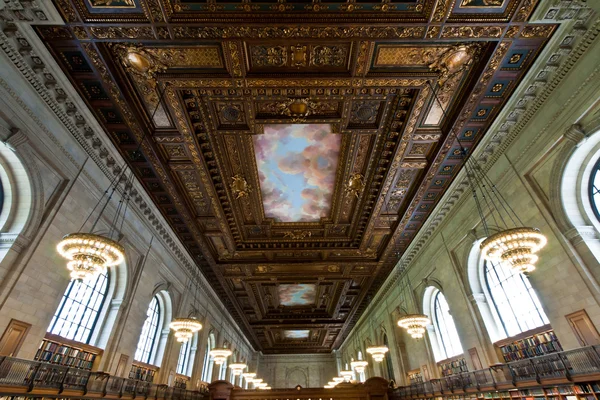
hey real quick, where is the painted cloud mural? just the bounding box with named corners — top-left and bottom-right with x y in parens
top-left (253, 124), bottom-right (341, 222)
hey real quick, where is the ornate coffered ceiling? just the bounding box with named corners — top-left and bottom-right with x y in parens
top-left (35, 0), bottom-right (554, 353)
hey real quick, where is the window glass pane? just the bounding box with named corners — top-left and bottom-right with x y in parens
top-left (485, 260), bottom-right (549, 338)
top-left (134, 296), bottom-right (161, 364)
top-left (433, 291), bottom-right (463, 360)
top-left (47, 271), bottom-right (109, 344)
top-left (176, 340), bottom-right (191, 375)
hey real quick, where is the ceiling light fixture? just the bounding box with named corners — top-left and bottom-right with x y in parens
top-left (170, 273), bottom-right (203, 343)
top-left (242, 372), bottom-right (256, 381)
top-left (209, 348), bottom-right (232, 365)
top-left (229, 363), bottom-right (247, 376)
top-left (340, 369), bottom-right (353, 382)
top-left (366, 346), bottom-right (389, 362)
top-left (350, 359), bottom-right (368, 374)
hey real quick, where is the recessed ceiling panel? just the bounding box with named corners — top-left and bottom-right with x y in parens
top-left (253, 124), bottom-right (341, 222)
top-left (284, 330), bottom-right (310, 339)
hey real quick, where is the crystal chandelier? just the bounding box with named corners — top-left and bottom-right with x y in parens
top-left (480, 227), bottom-right (547, 274)
top-left (397, 314), bottom-right (430, 339)
top-left (351, 359), bottom-right (368, 374)
top-left (242, 372), bottom-right (256, 381)
top-left (169, 317), bottom-right (202, 343)
top-left (229, 363), bottom-right (247, 376)
top-left (366, 345), bottom-right (389, 362)
top-left (57, 233), bottom-right (124, 280)
top-left (339, 369), bottom-right (353, 382)
top-left (170, 272), bottom-right (204, 343)
top-left (332, 377), bottom-right (344, 384)
top-left (209, 348), bottom-right (232, 365)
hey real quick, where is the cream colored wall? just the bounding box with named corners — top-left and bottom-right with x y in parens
top-left (338, 4), bottom-right (600, 388)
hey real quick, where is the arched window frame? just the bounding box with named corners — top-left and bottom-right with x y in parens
top-left (47, 271), bottom-right (110, 344)
top-left (177, 339), bottom-right (191, 375)
top-left (382, 333), bottom-right (394, 381)
top-left (134, 290), bottom-right (172, 366)
top-left (484, 259), bottom-right (549, 338)
top-left (423, 286), bottom-right (463, 361)
top-left (201, 331), bottom-right (216, 383)
top-left (468, 241), bottom-right (549, 342)
top-left (135, 295), bottom-right (161, 364)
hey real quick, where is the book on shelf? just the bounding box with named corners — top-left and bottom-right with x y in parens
top-left (497, 330), bottom-right (563, 362)
top-left (129, 363), bottom-right (157, 383)
top-left (438, 357), bottom-right (468, 377)
top-left (33, 338), bottom-right (100, 371)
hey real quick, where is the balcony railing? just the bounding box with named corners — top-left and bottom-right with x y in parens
top-left (390, 345), bottom-right (600, 399)
top-left (0, 356), bottom-right (209, 400)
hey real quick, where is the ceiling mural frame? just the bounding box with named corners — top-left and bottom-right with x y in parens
top-left (36, 0), bottom-right (555, 353)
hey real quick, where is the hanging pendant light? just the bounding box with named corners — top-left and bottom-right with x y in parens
top-left (340, 369), bottom-right (353, 382)
top-left (366, 346), bottom-right (389, 362)
top-left (350, 358), bottom-right (368, 374)
top-left (480, 228), bottom-right (547, 274)
top-left (229, 363), bottom-right (247, 376)
top-left (397, 314), bottom-right (430, 339)
top-left (242, 372), bottom-right (256, 381)
top-left (332, 377), bottom-right (344, 384)
top-left (170, 317), bottom-right (202, 343)
top-left (57, 233), bottom-right (124, 280)
top-left (170, 271), bottom-right (203, 342)
top-left (210, 348), bottom-right (232, 365)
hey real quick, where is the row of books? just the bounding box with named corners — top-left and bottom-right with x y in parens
top-left (498, 330), bottom-right (563, 362)
top-left (129, 364), bottom-right (156, 382)
top-left (174, 377), bottom-right (188, 389)
top-left (439, 358), bottom-right (468, 377)
top-left (33, 339), bottom-right (97, 371)
top-left (409, 371), bottom-right (424, 384)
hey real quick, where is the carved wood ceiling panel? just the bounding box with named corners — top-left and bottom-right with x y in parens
top-left (37, 0), bottom-right (554, 353)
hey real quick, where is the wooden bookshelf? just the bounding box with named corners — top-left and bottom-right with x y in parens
top-left (174, 374), bottom-right (190, 389)
top-left (494, 325), bottom-right (563, 362)
top-left (437, 355), bottom-right (468, 377)
top-left (33, 333), bottom-right (102, 371)
top-left (408, 369), bottom-right (423, 384)
top-left (424, 383), bottom-right (600, 400)
top-left (129, 361), bottom-right (158, 382)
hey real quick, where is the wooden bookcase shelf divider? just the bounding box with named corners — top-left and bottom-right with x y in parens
top-left (129, 361), bottom-right (158, 383)
top-left (437, 355), bottom-right (468, 377)
top-left (174, 374), bottom-right (190, 389)
top-left (408, 369), bottom-right (424, 385)
top-left (494, 325), bottom-right (563, 362)
top-left (424, 382), bottom-right (600, 400)
top-left (33, 333), bottom-right (102, 371)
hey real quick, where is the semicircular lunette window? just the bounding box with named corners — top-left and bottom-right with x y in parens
top-left (590, 158), bottom-right (600, 221)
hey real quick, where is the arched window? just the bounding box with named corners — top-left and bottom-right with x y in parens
top-left (201, 332), bottom-right (215, 382)
top-left (219, 343), bottom-right (229, 381)
top-left (135, 296), bottom-right (161, 364)
top-left (589, 158), bottom-right (600, 221)
top-left (176, 340), bottom-right (192, 376)
top-left (433, 291), bottom-right (463, 360)
top-left (383, 334), bottom-right (394, 381)
top-left (485, 260), bottom-right (549, 338)
top-left (47, 271), bottom-right (109, 344)
top-left (424, 287), bottom-right (463, 361)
